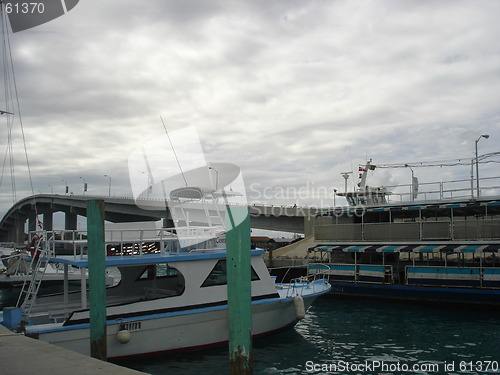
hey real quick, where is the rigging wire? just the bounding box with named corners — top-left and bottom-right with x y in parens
top-left (160, 116), bottom-right (188, 187)
top-left (1, 3), bottom-right (16, 204)
top-left (1, 2), bottom-right (40, 236)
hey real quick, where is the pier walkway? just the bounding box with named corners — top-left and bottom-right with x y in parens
top-left (0, 325), bottom-right (147, 375)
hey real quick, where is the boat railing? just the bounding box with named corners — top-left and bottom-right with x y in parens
top-left (312, 263), bottom-right (394, 284)
top-left (307, 263), bottom-right (331, 279)
top-left (406, 265), bottom-right (500, 289)
top-left (306, 257), bottom-right (500, 289)
top-left (270, 263), bottom-right (330, 297)
top-left (281, 263), bottom-right (330, 297)
top-left (383, 176), bottom-right (500, 203)
top-left (268, 264), bottom-right (306, 283)
top-left (315, 218), bottom-right (500, 242)
top-left (308, 263), bottom-right (333, 288)
top-left (282, 277), bottom-right (308, 297)
top-left (284, 271), bottom-right (330, 297)
top-left (28, 226), bottom-right (226, 260)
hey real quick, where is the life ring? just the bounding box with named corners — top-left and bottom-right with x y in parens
top-left (29, 235), bottom-right (42, 260)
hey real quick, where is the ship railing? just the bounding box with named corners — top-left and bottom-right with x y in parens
top-left (307, 263), bottom-right (331, 279)
top-left (284, 272), bottom-right (330, 297)
top-left (405, 265), bottom-right (500, 289)
top-left (315, 219), bottom-right (500, 242)
top-left (384, 175), bottom-right (500, 203)
top-left (310, 263), bottom-right (394, 284)
top-left (271, 263), bottom-right (329, 297)
top-left (28, 225), bottom-right (226, 260)
top-left (268, 264), bottom-right (307, 284)
top-left (286, 263), bottom-right (330, 297)
top-left (282, 277), bottom-right (308, 297)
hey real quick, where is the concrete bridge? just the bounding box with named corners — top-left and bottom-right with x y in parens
top-left (0, 194), bottom-right (319, 242)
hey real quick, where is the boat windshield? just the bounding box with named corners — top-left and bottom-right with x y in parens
top-left (201, 260), bottom-right (259, 287)
top-left (347, 196), bottom-right (367, 205)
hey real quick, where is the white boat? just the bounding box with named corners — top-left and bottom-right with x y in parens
top-left (0, 245), bottom-right (85, 287)
top-left (0, 244), bottom-right (113, 288)
top-left (1, 227), bottom-right (331, 360)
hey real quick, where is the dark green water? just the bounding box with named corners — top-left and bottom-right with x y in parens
top-left (119, 297), bottom-right (499, 374)
top-left (2, 287), bottom-right (498, 374)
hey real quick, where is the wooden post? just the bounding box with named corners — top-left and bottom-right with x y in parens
top-left (226, 205), bottom-right (253, 375)
top-left (87, 199), bottom-right (107, 361)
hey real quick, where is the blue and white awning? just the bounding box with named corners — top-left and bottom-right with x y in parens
top-left (310, 243), bottom-right (499, 253)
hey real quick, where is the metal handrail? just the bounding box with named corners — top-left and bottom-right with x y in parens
top-left (28, 225), bottom-right (228, 259)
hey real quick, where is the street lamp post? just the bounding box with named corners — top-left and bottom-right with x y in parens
top-left (61, 179), bottom-right (68, 195)
top-left (475, 134), bottom-right (489, 197)
top-left (80, 176), bottom-right (87, 195)
top-left (104, 174), bottom-right (112, 197)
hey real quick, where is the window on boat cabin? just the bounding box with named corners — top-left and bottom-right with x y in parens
top-left (347, 196), bottom-right (367, 205)
top-left (137, 264), bottom-right (181, 280)
top-left (201, 260), bottom-right (260, 287)
top-left (135, 264), bottom-right (185, 298)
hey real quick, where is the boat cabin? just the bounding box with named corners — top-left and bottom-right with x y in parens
top-left (24, 248), bottom-right (277, 327)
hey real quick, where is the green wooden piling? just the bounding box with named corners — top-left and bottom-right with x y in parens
top-left (226, 205), bottom-right (253, 374)
top-left (87, 200), bottom-right (107, 361)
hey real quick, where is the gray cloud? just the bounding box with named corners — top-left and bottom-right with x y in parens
top-left (1, 0), bottom-right (499, 221)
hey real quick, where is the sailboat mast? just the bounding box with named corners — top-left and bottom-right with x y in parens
top-left (1, 0), bottom-right (40, 238)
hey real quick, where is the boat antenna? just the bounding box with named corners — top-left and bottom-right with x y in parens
top-left (160, 116), bottom-right (188, 187)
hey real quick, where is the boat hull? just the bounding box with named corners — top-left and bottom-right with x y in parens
top-left (328, 281), bottom-right (500, 306)
top-left (27, 293), bottom-right (322, 360)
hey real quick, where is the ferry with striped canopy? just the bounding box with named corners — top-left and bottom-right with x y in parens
top-left (308, 160), bottom-right (500, 306)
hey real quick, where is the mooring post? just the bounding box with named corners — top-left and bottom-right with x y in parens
top-left (87, 199), bottom-right (107, 361)
top-left (226, 205), bottom-right (253, 374)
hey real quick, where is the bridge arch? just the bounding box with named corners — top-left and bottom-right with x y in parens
top-left (0, 194), bottom-right (313, 242)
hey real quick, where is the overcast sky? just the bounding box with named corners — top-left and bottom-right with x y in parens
top-left (1, 0), bottom-right (500, 223)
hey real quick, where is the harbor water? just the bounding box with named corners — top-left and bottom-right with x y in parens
top-left (1, 288), bottom-right (498, 374)
top-left (119, 297), bottom-right (499, 374)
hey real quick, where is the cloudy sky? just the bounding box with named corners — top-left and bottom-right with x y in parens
top-left (1, 0), bottom-right (500, 223)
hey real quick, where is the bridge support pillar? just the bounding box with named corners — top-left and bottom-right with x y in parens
top-left (64, 213), bottom-right (78, 247)
top-left (28, 214), bottom-right (37, 234)
top-left (11, 216), bottom-right (26, 243)
top-left (65, 212), bottom-right (77, 231)
top-left (304, 215), bottom-right (314, 237)
top-left (163, 217), bottom-right (174, 228)
top-left (43, 213), bottom-right (53, 231)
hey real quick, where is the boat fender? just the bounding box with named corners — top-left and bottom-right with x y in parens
top-left (294, 294), bottom-right (305, 320)
top-left (116, 328), bottom-right (131, 344)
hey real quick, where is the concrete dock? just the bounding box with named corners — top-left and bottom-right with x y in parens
top-left (0, 325), bottom-right (148, 375)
